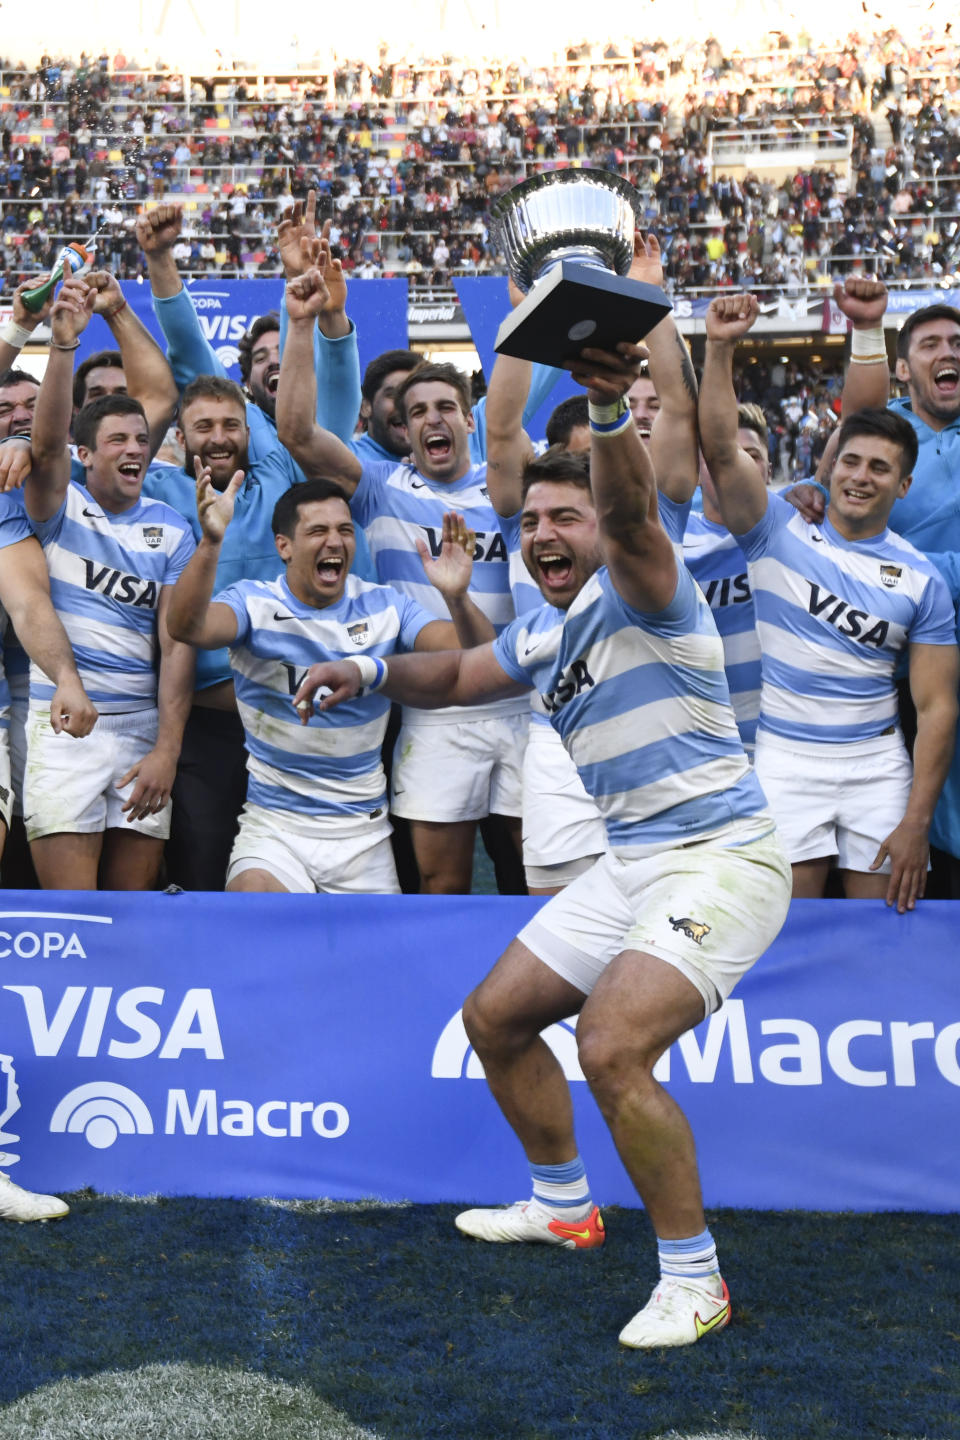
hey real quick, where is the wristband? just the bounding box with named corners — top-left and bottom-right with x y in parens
top-left (49, 338), bottom-right (81, 351)
top-left (588, 396), bottom-right (632, 437)
top-left (0, 319), bottom-right (33, 350)
top-left (850, 326), bottom-right (887, 364)
top-left (106, 298), bottom-right (128, 319)
top-left (352, 655), bottom-right (389, 692)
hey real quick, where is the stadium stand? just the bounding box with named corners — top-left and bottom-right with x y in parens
top-left (0, 24), bottom-right (958, 903)
top-left (0, 28), bottom-right (958, 298)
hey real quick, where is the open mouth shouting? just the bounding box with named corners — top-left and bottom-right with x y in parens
top-left (422, 430), bottom-right (453, 464)
top-left (933, 362), bottom-right (960, 398)
top-left (315, 553), bottom-right (345, 585)
top-left (118, 459), bottom-right (144, 482)
top-left (264, 365), bottom-right (280, 396)
top-left (535, 549), bottom-right (575, 593)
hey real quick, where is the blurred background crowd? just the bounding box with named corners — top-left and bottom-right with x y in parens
top-left (1, 23), bottom-right (957, 483)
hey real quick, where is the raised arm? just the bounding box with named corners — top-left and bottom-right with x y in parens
top-left (275, 267), bottom-right (363, 495)
top-left (86, 270), bottom-right (179, 457)
top-left (293, 641), bottom-right (526, 721)
top-left (277, 196), bottom-right (350, 342)
top-left (0, 535), bottom-right (98, 736)
top-left (277, 194), bottom-right (362, 442)
top-left (485, 353), bottom-right (536, 517)
top-left (871, 641), bottom-right (960, 912)
top-left (834, 276), bottom-right (890, 416)
top-left (567, 341), bottom-right (678, 612)
top-left (699, 294), bottom-right (769, 535)
top-left (26, 276), bottom-right (95, 522)
top-left (484, 278), bottom-right (542, 516)
top-left (0, 276), bottom-right (54, 373)
top-left (166, 462), bottom-right (245, 649)
top-left (633, 235), bottom-right (699, 504)
top-left (137, 204), bottom-right (227, 387)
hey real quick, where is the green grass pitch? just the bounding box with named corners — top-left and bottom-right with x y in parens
top-left (1, 1196), bottom-right (958, 1439)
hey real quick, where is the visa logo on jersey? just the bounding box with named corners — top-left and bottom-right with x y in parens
top-left (807, 584), bottom-right (890, 646)
top-left (422, 527), bottom-right (508, 564)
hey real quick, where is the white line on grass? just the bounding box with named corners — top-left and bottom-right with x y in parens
top-left (0, 1364), bottom-right (384, 1439)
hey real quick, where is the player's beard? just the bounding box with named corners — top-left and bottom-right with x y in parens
top-left (183, 441), bottom-right (249, 491)
top-left (369, 412), bottom-right (409, 458)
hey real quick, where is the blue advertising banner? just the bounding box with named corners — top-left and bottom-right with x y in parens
top-left (882, 287), bottom-right (958, 315)
top-left (1, 896), bottom-right (957, 1211)
top-left (73, 278), bottom-right (409, 386)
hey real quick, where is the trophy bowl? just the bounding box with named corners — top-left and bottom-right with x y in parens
top-left (490, 168), bottom-right (641, 292)
top-left (489, 169), bottom-right (672, 364)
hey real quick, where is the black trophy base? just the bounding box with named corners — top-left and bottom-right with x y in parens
top-left (494, 262), bottom-right (672, 366)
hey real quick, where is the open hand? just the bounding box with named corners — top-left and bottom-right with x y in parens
top-left (416, 510), bottom-right (476, 598)
top-left (194, 456), bottom-right (244, 543)
top-left (629, 231), bottom-right (664, 289)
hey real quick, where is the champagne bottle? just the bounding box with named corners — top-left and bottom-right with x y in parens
top-left (20, 242), bottom-right (93, 314)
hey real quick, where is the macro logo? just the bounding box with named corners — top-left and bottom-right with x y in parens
top-left (0, 1053), bottom-right (22, 1167)
top-left (431, 1009), bottom-right (584, 1082)
top-left (214, 343), bottom-right (242, 373)
top-left (50, 1082), bottom-right (154, 1150)
top-left (431, 999), bottom-right (960, 1090)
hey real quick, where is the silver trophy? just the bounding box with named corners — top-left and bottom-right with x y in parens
top-left (490, 169), bottom-right (672, 364)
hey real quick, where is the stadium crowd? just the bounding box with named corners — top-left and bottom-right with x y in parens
top-left (0, 28), bottom-right (957, 905)
top-left (2, 29), bottom-right (960, 1352)
top-left (1, 27), bottom-right (959, 296)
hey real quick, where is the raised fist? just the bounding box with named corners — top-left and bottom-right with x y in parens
top-left (704, 293), bottom-right (760, 343)
top-left (136, 204), bottom-right (184, 255)
top-left (834, 275), bottom-right (888, 328)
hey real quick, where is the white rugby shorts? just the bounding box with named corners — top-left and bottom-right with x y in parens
top-left (518, 823), bottom-right (791, 1016)
top-left (23, 707), bottom-right (170, 842)
top-left (753, 730), bottom-right (913, 872)
top-left (227, 801), bottom-right (400, 894)
top-left (390, 712), bottom-right (527, 823)
top-left (521, 722), bottom-right (607, 883)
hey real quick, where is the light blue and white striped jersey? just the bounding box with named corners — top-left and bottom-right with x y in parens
top-left (351, 458), bottom-right (525, 720)
top-left (498, 508), bottom-right (557, 732)
top-left (739, 492), bottom-right (957, 748)
top-left (29, 481), bottom-right (195, 713)
top-left (500, 508), bottom-right (543, 619)
top-left (494, 563), bottom-right (771, 857)
top-left (0, 494), bottom-right (34, 727)
top-left (216, 572), bottom-right (435, 824)
top-left (660, 495), bottom-right (761, 755)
